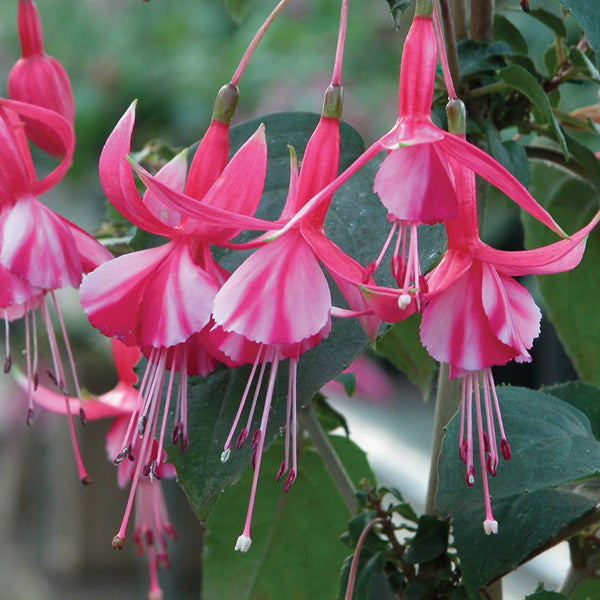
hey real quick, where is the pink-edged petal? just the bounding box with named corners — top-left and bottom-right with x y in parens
top-left (80, 243), bottom-right (173, 345)
top-left (99, 102), bottom-right (176, 237)
top-left (0, 264), bottom-right (41, 308)
top-left (213, 231), bottom-right (331, 345)
top-left (0, 98), bottom-right (74, 194)
top-left (481, 264), bottom-right (541, 361)
top-left (139, 242), bottom-right (219, 348)
top-left (174, 333), bottom-right (219, 377)
top-left (2, 294), bottom-right (43, 321)
top-left (205, 323), bottom-right (261, 366)
top-left (374, 143), bottom-right (457, 223)
top-left (440, 133), bottom-right (566, 237)
top-left (0, 194), bottom-right (81, 289)
top-left (278, 146), bottom-right (301, 222)
top-left (473, 210), bottom-right (600, 276)
top-left (185, 118), bottom-right (229, 200)
top-left (302, 227), bottom-right (381, 341)
top-left (142, 150), bottom-right (187, 227)
top-left (420, 263), bottom-right (517, 371)
top-left (58, 216), bottom-right (114, 272)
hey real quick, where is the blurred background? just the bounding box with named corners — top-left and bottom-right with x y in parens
top-left (0, 0), bottom-right (597, 598)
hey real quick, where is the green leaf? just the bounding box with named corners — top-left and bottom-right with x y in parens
top-left (484, 121), bottom-right (530, 186)
top-left (572, 578), bottom-right (600, 600)
top-left (405, 516), bottom-right (449, 564)
top-left (544, 381), bottom-right (600, 440)
top-left (528, 8), bottom-right (568, 38)
top-left (375, 314), bottom-right (437, 399)
top-left (314, 393), bottom-right (351, 435)
top-left (339, 550), bottom-right (387, 600)
top-left (499, 65), bottom-right (569, 158)
top-left (562, 131), bottom-right (600, 193)
top-left (336, 372), bottom-right (358, 397)
top-left (558, 0), bottom-right (600, 58)
top-left (224, 0), bottom-right (254, 23)
top-left (525, 593), bottom-right (570, 600)
top-left (457, 40), bottom-right (511, 77)
top-left (202, 435), bottom-right (374, 600)
top-left (493, 15), bottom-right (528, 55)
top-left (569, 46), bottom-right (600, 81)
top-left (523, 160), bottom-right (600, 384)
top-left (436, 387), bottom-right (600, 596)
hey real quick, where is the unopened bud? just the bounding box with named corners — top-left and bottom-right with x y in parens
top-left (212, 83), bottom-right (239, 125)
top-left (446, 98), bottom-right (466, 136)
top-left (112, 535), bottom-right (126, 550)
top-left (322, 84), bottom-right (343, 120)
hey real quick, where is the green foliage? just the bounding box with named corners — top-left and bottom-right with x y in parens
top-left (528, 8), bottom-right (568, 39)
top-left (572, 578), bottom-right (600, 600)
top-left (499, 65), bottom-right (568, 157)
top-left (523, 161), bottom-right (600, 385)
top-left (375, 314), bottom-right (437, 399)
top-left (544, 381), bottom-right (600, 439)
top-left (493, 14), bottom-right (529, 56)
top-left (404, 516), bottom-right (449, 564)
top-left (558, 0), bottom-right (600, 58)
top-left (436, 387), bottom-right (600, 596)
top-left (203, 435), bottom-right (374, 600)
top-left (525, 592), bottom-right (570, 600)
top-left (224, 0), bottom-right (255, 23)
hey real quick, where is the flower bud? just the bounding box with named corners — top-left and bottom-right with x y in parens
top-left (8, 0), bottom-right (75, 156)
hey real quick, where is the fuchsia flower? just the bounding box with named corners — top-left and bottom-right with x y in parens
top-left (420, 156), bottom-right (600, 534)
top-left (24, 339), bottom-right (177, 600)
top-left (8, 0), bottom-right (75, 156)
top-left (80, 88), bottom-right (283, 547)
top-left (207, 76), bottom-right (382, 551)
top-left (1, 97), bottom-right (112, 484)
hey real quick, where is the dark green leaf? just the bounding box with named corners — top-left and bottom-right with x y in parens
top-left (405, 516), bottom-right (449, 564)
top-left (457, 40), bottom-right (511, 77)
top-left (569, 46), bottom-right (600, 81)
top-left (572, 578), bottom-right (600, 599)
top-left (375, 314), bottom-right (437, 398)
top-left (336, 372), bottom-right (358, 397)
top-left (523, 160), bottom-right (600, 384)
top-left (203, 435), bottom-right (374, 600)
top-left (544, 44), bottom-right (560, 77)
top-left (436, 387), bottom-right (600, 595)
top-left (391, 503), bottom-right (419, 524)
top-left (224, 0), bottom-right (254, 23)
top-left (484, 121), bottom-right (530, 186)
top-left (348, 512), bottom-right (388, 553)
top-left (544, 381), bottom-right (600, 440)
top-left (499, 65), bottom-right (568, 157)
top-left (558, 0), bottom-right (600, 58)
top-left (493, 15), bottom-right (528, 55)
top-left (406, 580), bottom-right (437, 600)
top-left (528, 8), bottom-right (568, 38)
top-left (525, 592), bottom-right (570, 600)
top-left (562, 132), bottom-right (600, 193)
top-left (339, 550), bottom-right (388, 600)
top-left (314, 394), bottom-right (351, 435)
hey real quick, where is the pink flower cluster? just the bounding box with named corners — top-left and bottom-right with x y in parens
top-left (2, 3), bottom-right (599, 595)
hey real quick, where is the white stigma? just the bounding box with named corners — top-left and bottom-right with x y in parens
top-left (483, 519), bottom-right (498, 535)
top-left (235, 535), bottom-right (252, 552)
top-left (398, 294), bottom-right (411, 310)
top-left (221, 448), bottom-right (231, 463)
top-left (468, 474), bottom-right (475, 486)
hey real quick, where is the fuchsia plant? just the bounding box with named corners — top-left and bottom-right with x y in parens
top-left (2, 0), bottom-right (600, 597)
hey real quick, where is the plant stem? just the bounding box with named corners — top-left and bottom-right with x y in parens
top-left (470, 0), bottom-right (494, 41)
top-left (299, 403), bottom-right (359, 515)
top-left (450, 0), bottom-right (467, 40)
top-left (425, 364), bottom-right (461, 515)
top-left (437, 0), bottom-right (461, 93)
top-left (465, 82), bottom-right (508, 99)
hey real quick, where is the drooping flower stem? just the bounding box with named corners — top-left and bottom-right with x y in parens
top-left (434, 0), bottom-right (461, 97)
top-left (298, 404), bottom-right (359, 515)
top-left (424, 363), bottom-right (461, 514)
top-left (230, 0), bottom-right (292, 87)
top-left (331, 0), bottom-right (349, 86)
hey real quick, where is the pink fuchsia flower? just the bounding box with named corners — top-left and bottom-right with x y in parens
top-left (22, 339), bottom-right (177, 600)
top-left (8, 0), bottom-right (75, 156)
top-left (1, 98), bottom-right (112, 484)
top-left (80, 96), bottom-right (280, 546)
top-left (420, 156), bottom-right (600, 534)
top-left (210, 80), bottom-right (380, 551)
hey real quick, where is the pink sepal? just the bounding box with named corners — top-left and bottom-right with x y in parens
top-left (0, 99), bottom-right (74, 193)
top-left (59, 217), bottom-right (114, 272)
